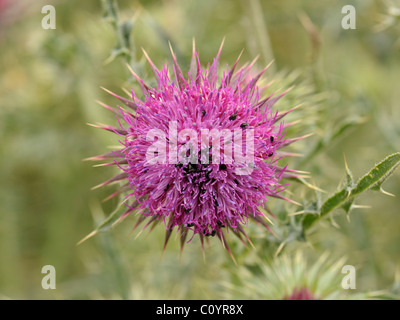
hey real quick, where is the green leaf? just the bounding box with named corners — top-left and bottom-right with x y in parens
top-left (101, 0), bottom-right (119, 26)
top-left (95, 200), bottom-right (128, 232)
top-left (351, 152), bottom-right (400, 196)
top-left (320, 188), bottom-right (350, 217)
top-left (301, 152), bottom-right (400, 230)
top-left (118, 20), bottom-right (133, 50)
top-left (341, 199), bottom-right (354, 214)
top-left (344, 157), bottom-right (354, 189)
top-left (77, 200), bottom-right (128, 245)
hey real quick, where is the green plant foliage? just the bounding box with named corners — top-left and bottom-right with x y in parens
top-left (300, 152), bottom-right (400, 231)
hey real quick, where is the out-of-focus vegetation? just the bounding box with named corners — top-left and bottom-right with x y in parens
top-left (0, 0), bottom-right (399, 299)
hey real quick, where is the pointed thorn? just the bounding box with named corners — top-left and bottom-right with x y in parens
top-left (217, 231), bottom-right (237, 265)
top-left (199, 234), bottom-right (206, 263)
top-left (329, 213), bottom-right (341, 229)
top-left (102, 190), bottom-right (119, 202)
top-left (258, 209), bottom-right (275, 225)
top-left (168, 42), bottom-right (186, 89)
top-left (343, 153), bottom-right (350, 172)
top-left (91, 172), bottom-right (128, 190)
top-left (276, 167), bottom-right (310, 174)
top-left (86, 122), bottom-right (128, 135)
top-left (125, 64), bottom-right (150, 91)
top-left (274, 241), bottom-right (286, 258)
top-left (249, 60), bottom-right (275, 90)
top-left (189, 38), bottom-right (199, 81)
top-left (144, 220), bottom-right (160, 238)
top-left (77, 230), bottom-right (97, 246)
top-left (100, 86), bottom-right (137, 110)
top-left (295, 178), bottom-right (326, 193)
top-left (135, 215), bottom-right (158, 240)
top-left (134, 227), bottom-right (145, 240)
top-left (141, 48), bottom-right (160, 81)
top-left (230, 227), bottom-right (248, 248)
top-left (111, 212), bottom-right (130, 228)
top-left (180, 228), bottom-right (189, 255)
top-left (129, 214), bottom-right (148, 236)
top-left (380, 188), bottom-right (395, 197)
top-left (352, 204), bottom-right (372, 209)
top-left (278, 133), bottom-right (314, 149)
top-left (83, 150), bottom-right (124, 162)
top-left (95, 100), bottom-right (120, 115)
top-left (274, 103), bottom-right (303, 122)
top-left (270, 193), bottom-right (302, 206)
top-left (163, 228), bottom-right (173, 252)
top-left (141, 48), bottom-right (158, 71)
top-left (111, 202), bottom-right (137, 227)
top-left (275, 151), bottom-right (303, 158)
top-left (93, 159), bottom-right (128, 168)
top-left (91, 182), bottom-right (107, 191)
top-left (162, 213), bottom-right (175, 253)
top-left (217, 37), bottom-right (226, 58)
top-left (283, 119), bottom-right (302, 129)
top-left (237, 225), bottom-right (255, 249)
top-left (288, 210), bottom-right (306, 217)
top-left (223, 48), bottom-right (244, 87)
top-left (192, 37), bottom-right (196, 55)
top-left (282, 173), bottom-right (310, 179)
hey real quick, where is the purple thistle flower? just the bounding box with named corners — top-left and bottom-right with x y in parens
top-left (88, 40), bottom-right (306, 259)
top-left (284, 287), bottom-right (316, 300)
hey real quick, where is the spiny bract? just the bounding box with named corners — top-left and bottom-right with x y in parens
top-left (87, 40), bottom-right (305, 259)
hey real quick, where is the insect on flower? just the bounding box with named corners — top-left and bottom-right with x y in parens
top-left (85, 39), bottom-right (308, 261)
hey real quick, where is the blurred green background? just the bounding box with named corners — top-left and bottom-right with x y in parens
top-left (0, 0), bottom-right (399, 299)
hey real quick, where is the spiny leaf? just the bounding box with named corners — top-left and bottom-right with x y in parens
top-left (301, 152), bottom-right (400, 230)
top-left (351, 152), bottom-right (400, 196)
top-left (302, 213), bottom-right (318, 230)
top-left (101, 0), bottom-right (119, 25)
top-left (320, 188), bottom-right (349, 216)
top-left (343, 154), bottom-right (354, 189)
top-left (118, 20), bottom-right (133, 51)
top-left (77, 200), bottom-right (130, 245)
top-left (341, 156), bottom-right (355, 216)
top-left (341, 199), bottom-right (354, 215)
top-left (292, 177), bottom-right (325, 193)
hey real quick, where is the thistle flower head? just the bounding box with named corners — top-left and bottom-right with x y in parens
top-left (87, 41), bottom-right (305, 258)
top-left (284, 287), bottom-right (316, 300)
top-left (224, 252), bottom-right (354, 300)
